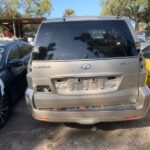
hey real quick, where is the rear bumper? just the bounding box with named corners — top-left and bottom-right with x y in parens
top-left (25, 86), bottom-right (150, 124)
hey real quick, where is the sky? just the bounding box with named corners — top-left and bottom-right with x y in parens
top-left (50, 0), bottom-right (101, 18)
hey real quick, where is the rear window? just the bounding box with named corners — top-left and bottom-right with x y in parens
top-left (33, 20), bottom-right (137, 60)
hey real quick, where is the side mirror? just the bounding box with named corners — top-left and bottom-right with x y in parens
top-left (6, 59), bottom-right (25, 69)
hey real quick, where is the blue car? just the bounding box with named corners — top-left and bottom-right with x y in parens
top-left (0, 40), bottom-right (32, 128)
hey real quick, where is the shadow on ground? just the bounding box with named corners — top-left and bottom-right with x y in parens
top-left (65, 112), bottom-right (150, 131)
top-left (0, 97), bottom-right (150, 150)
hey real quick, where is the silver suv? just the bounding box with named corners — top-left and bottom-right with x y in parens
top-left (25, 16), bottom-right (150, 124)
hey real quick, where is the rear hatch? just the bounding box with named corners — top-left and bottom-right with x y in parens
top-left (32, 19), bottom-right (139, 109)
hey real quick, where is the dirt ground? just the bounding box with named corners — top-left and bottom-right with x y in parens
top-left (0, 97), bottom-right (150, 150)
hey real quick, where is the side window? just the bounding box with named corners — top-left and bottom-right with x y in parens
top-left (143, 47), bottom-right (150, 59)
top-left (7, 45), bottom-right (20, 62)
top-left (18, 43), bottom-right (32, 59)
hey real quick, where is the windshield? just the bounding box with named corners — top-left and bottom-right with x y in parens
top-left (33, 20), bottom-right (137, 60)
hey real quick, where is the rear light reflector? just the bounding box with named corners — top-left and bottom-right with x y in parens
top-left (37, 116), bottom-right (49, 121)
top-left (126, 116), bottom-right (139, 120)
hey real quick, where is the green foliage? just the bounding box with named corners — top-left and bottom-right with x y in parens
top-left (0, 0), bottom-right (21, 18)
top-left (0, 0), bottom-right (52, 18)
top-left (145, 26), bottom-right (150, 31)
top-left (63, 8), bottom-right (76, 17)
top-left (0, 0), bottom-right (52, 37)
top-left (22, 0), bottom-right (52, 18)
top-left (101, 0), bottom-right (146, 16)
top-left (23, 24), bottom-right (38, 36)
top-left (101, 0), bottom-right (150, 30)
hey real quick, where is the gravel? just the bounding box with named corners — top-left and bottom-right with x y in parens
top-left (0, 97), bottom-right (150, 150)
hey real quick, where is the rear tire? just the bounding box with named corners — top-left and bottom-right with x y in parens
top-left (0, 94), bottom-right (10, 129)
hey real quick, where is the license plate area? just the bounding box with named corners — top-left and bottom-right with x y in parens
top-left (53, 76), bottom-right (120, 95)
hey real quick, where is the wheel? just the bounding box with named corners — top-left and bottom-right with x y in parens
top-left (0, 94), bottom-right (10, 129)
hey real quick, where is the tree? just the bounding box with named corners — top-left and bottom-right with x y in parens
top-left (21, 0), bottom-right (52, 18)
top-left (0, 0), bottom-right (52, 18)
top-left (0, 0), bottom-right (52, 37)
top-left (0, 0), bottom-right (21, 36)
top-left (0, 0), bottom-right (21, 18)
top-left (63, 8), bottom-right (76, 17)
top-left (101, 0), bottom-right (149, 31)
top-left (142, 0), bottom-right (150, 25)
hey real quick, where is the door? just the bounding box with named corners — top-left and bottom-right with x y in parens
top-left (5, 43), bottom-right (31, 102)
top-left (16, 43), bottom-right (32, 93)
top-left (32, 20), bottom-right (140, 108)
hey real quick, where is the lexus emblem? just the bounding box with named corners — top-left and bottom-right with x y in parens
top-left (81, 64), bottom-right (92, 70)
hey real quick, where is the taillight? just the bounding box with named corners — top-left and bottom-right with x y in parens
top-left (126, 116), bottom-right (139, 120)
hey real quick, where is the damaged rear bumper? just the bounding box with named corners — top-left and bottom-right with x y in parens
top-left (25, 86), bottom-right (150, 124)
